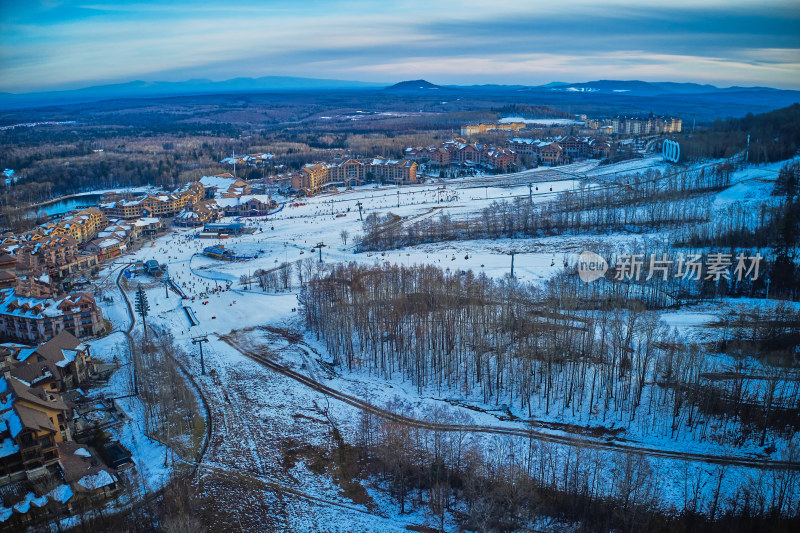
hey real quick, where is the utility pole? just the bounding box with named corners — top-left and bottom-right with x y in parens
top-left (164, 274), bottom-right (170, 298)
top-left (314, 242), bottom-right (326, 263)
top-left (528, 183), bottom-right (532, 202)
top-left (191, 335), bottom-right (209, 376)
top-left (397, 190), bottom-right (400, 208)
top-left (356, 201), bottom-right (363, 221)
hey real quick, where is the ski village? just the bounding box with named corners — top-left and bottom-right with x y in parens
top-left (1, 113), bottom-right (799, 532)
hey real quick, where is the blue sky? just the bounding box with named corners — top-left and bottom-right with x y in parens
top-left (1, 0), bottom-right (798, 93)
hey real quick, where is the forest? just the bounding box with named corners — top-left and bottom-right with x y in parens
top-left (301, 263), bottom-right (799, 446)
top-left (681, 104), bottom-right (800, 163)
top-left (298, 262), bottom-right (800, 530)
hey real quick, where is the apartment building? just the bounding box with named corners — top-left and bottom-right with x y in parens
top-left (199, 174), bottom-right (251, 199)
top-left (460, 122), bottom-right (527, 136)
top-left (0, 375), bottom-right (71, 480)
top-left (292, 158), bottom-right (418, 195)
top-left (0, 288), bottom-right (104, 343)
top-left (8, 330), bottom-right (94, 392)
top-left (173, 201), bottom-right (219, 227)
top-left (406, 141), bottom-right (517, 170)
top-left (99, 182), bottom-right (203, 220)
top-left (57, 208), bottom-right (107, 244)
top-left (506, 138), bottom-right (564, 165)
top-left (0, 255), bottom-right (15, 291)
top-left (611, 115), bottom-right (682, 135)
top-left (215, 195), bottom-right (277, 217)
top-left (1, 233), bottom-right (99, 283)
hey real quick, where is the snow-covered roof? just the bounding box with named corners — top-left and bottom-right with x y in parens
top-left (0, 437), bottom-right (19, 458)
top-left (12, 492), bottom-right (48, 514)
top-left (48, 484), bottom-right (73, 504)
top-left (214, 194), bottom-right (272, 208)
top-left (31, 371), bottom-right (53, 385)
top-left (78, 469), bottom-right (115, 490)
top-left (175, 210), bottom-right (199, 219)
top-left (200, 175), bottom-right (236, 189)
top-left (95, 238), bottom-right (122, 248)
top-left (16, 347), bottom-right (37, 362)
top-left (56, 349), bottom-right (80, 368)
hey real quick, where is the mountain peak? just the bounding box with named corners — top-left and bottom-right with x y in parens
top-left (385, 80), bottom-right (442, 91)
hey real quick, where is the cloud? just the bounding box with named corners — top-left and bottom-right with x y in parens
top-left (0, 0), bottom-right (798, 92)
top-left (338, 50), bottom-right (800, 87)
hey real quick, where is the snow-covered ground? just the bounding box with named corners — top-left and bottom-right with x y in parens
top-left (87, 156), bottom-right (797, 530)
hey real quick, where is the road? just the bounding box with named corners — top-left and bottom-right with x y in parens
top-left (220, 334), bottom-right (800, 472)
top-left (112, 266), bottom-right (403, 524)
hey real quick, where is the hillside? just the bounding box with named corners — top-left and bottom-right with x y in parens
top-left (682, 103), bottom-right (800, 162)
top-left (383, 79), bottom-right (444, 92)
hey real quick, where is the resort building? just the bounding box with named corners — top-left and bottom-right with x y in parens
top-left (0, 289), bottom-right (104, 343)
top-left (99, 182), bottom-right (203, 220)
top-left (292, 158), bottom-right (418, 195)
top-left (460, 122), bottom-right (527, 136)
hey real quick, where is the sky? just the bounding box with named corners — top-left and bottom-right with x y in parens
top-left (0, 0), bottom-right (799, 93)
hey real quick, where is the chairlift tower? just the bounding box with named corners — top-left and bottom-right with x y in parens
top-left (191, 335), bottom-right (209, 376)
top-left (313, 242), bottom-right (326, 263)
top-left (508, 251), bottom-right (517, 278)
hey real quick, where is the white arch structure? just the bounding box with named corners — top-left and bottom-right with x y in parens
top-left (663, 139), bottom-right (680, 163)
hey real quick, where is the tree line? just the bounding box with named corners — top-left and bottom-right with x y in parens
top-left (344, 405), bottom-right (800, 532)
top-left (301, 263), bottom-right (800, 450)
top-left (358, 163), bottom-right (734, 251)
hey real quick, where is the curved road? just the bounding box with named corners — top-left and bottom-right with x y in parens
top-left (220, 335), bottom-right (800, 472)
top-left (114, 266), bottom-right (396, 520)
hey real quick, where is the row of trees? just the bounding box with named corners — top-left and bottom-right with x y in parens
top-left (129, 330), bottom-right (204, 462)
top-left (347, 405), bottom-right (800, 531)
top-left (241, 257), bottom-right (323, 292)
top-left (358, 164), bottom-right (733, 252)
top-left (301, 263), bottom-right (800, 448)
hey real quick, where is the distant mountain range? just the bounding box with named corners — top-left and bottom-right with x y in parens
top-left (0, 76), bottom-right (387, 109)
top-left (539, 79), bottom-right (784, 96)
top-left (0, 77), bottom-right (797, 111)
